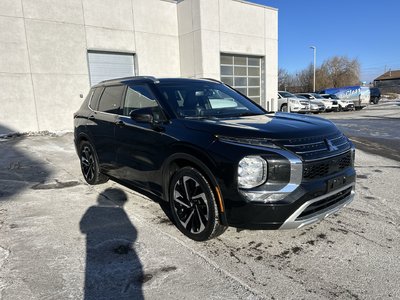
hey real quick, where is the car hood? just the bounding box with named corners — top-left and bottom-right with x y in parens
top-left (282, 97), bottom-right (302, 101)
top-left (310, 99), bottom-right (325, 105)
top-left (182, 112), bottom-right (339, 140)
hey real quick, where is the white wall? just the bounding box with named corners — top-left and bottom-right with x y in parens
top-left (0, 0), bottom-right (180, 133)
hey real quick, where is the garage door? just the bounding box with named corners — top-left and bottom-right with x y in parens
top-left (220, 54), bottom-right (263, 105)
top-left (87, 51), bottom-right (135, 86)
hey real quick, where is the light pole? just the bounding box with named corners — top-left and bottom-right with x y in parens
top-left (310, 46), bottom-right (316, 92)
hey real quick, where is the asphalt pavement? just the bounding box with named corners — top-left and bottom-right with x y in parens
top-left (0, 103), bottom-right (400, 299)
top-left (321, 99), bottom-right (400, 162)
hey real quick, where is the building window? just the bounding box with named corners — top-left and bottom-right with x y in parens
top-left (87, 51), bottom-right (135, 86)
top-left (220, 54), bottom-right (263, 105)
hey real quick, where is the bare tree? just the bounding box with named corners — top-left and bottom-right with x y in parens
top-left (319, 56), bottom-right (360, 89)
top-left (278, 68), bottom-right (290, 91)
top-left (297, 64), bottom-right (313, 93)
top-left (281, 56), bottom-right (361, 93)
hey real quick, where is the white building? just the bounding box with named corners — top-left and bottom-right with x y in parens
top-left (0, 0), bottom-right (278, 133)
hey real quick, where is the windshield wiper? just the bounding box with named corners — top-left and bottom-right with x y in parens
top-left (184, 115), bottom-right (219, 120)
top-left (234, 112), bottom-right (264, 117)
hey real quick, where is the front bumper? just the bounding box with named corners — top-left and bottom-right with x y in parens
top-left (279, 183), bottom-right (354, 229)
top-left (209, 137), bottom-right (356, 230)
top-left (223, 161), bottom-right (356, 230)
top-left (290, 105), bottom-right (309, 113)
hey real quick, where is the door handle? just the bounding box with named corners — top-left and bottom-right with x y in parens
top-left (115, 120), bottom-right (125, 127)
top-left (88, 115), bottom-right (95, 120)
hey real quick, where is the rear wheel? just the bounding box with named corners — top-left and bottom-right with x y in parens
top-left (79, 141), bottom-right (108, 185)
top-left (169, 167), bottom-right (227, 241)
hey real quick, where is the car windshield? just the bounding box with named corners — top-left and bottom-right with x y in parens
top-left (329, 94), bottom-right (339, 99)
top-left (156, 82), bottom-right (266, 118)
top-left (279, 91), bottom-right (295, 98)
top-left (311, 93), bottom-right (324, 99)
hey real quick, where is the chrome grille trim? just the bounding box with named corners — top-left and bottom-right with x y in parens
top-left (279, 183), bottom-right (355, 230)
top-left (278, 132), bottom-right (351, 161)
top-left (283, 141), bottom-right (325, 147)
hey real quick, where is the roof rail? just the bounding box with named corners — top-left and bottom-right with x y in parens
top-left (133, 76), bottom-right (159, 82)
top-left (98, 76), bottom-right (159, 85)
top-left (201, 78), bottom-right (222, 83)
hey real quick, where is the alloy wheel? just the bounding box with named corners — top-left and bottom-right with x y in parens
top-left (172, 175), bottom-right (210, 234)
top-left (81, 145), bottom-right (95, 182)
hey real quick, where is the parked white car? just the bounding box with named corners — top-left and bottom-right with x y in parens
top-left (295, 93), bottom-right (326, 113)
top-left (320, 94), bottom-right (354, 111)
top-left (278, 91), bottom-right (310, 113)
top-left (318, 94), bottom-right (340, 111)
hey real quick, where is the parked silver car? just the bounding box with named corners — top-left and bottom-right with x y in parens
top-left (278, 91), bottom-right (310, 113)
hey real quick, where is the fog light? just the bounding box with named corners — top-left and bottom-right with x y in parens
top-left (238, 156), bottom-right (267, 188)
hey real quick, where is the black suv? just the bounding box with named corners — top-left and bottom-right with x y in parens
top-left (370, 87), bottom-right (381, 104)
top-left (74, 77), bottom-right (356, 241)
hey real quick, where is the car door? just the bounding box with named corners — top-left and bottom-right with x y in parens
top-left (114, 83), bottom-right (171, 194)
top-left (88, 85), bottom-right (125, 172)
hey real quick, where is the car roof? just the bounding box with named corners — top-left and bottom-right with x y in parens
top-left (92, 76), bottom-right (222, 88)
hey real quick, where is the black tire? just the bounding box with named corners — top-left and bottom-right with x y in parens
top-left (79, 141), bottom-right (108, 185)
top-left (338, 105), bottom-right (343, 112)
top-left (280, 104), bottom-right (288, 112)
top-left (169, 167), bottom-right (227, 241)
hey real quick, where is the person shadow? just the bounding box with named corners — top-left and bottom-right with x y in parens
top-left (80, 188), bottom-right (144, 300)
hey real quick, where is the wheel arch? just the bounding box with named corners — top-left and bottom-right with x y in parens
top-left (76, 132), bottom-right (92, 147)
top-left (162, 151), bottom-right (228, 225)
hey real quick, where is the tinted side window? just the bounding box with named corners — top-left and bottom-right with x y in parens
top-left (98, 85), bottom-right (125, 114)
top-left (89, 87), bottom-right (104, 110)
top-left (123, 85), bottom-right (158, 116)
top-left (79, 89), bottom-right (94, 110)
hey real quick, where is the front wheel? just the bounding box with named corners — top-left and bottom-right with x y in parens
top-left (169, 167), bottom-right (227, 241)
top-left (280, 104), bottom-right (288, 112)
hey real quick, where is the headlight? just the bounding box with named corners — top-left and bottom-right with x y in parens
top-left (289, 99), bottom-right (299, 104)
top-left (238, 156), bottom-right (267, 188)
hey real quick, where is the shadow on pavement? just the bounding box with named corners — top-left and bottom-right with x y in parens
top-left (80, 188), bottom-right (144, 300)
top-left (111, 176), bottom-right (176, 226)
top-left (0, 124), bottom-right (52, 201)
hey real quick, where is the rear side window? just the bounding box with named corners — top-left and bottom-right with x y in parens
top-left (98, 85), bottom-right (125, 114)
top-left (123, 84), bottom-right (158, 116)
top-left (89, 87), bottom-right (104, 110)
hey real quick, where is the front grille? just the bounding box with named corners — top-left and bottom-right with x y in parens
top-left (332, 101), bottom-right (338, 105)
top-left (279, 132), bottom-right (351, 161)
top-left (303, 151), bottom-right (352, 180)
top-left (297, 187), bottom-right (353, 220)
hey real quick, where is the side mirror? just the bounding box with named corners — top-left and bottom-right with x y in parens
top-left (130, 108), bottom-right (154, 123)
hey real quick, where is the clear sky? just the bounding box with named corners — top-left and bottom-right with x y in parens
top-left (248, 0), bottom-right (400, 83)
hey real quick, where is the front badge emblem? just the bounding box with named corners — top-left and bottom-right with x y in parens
top-left (325, 139), bottom-right (338, 152)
